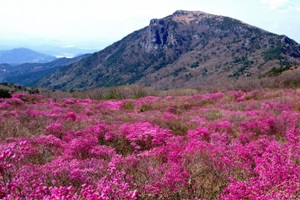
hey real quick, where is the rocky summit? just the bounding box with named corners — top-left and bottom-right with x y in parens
top-left (11, 10), bottom-right (300, 90)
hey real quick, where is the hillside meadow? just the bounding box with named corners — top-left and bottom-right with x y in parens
top-left (0, 88), bottom-right (300, 199)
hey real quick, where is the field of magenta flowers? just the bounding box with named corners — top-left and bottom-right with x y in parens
top-left (0, 88), bottom-right (300, 199)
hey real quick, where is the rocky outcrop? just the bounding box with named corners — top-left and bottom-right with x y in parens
top-left (141, 18), bottom-right (177, 52)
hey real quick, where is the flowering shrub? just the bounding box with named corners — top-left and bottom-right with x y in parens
top-left (0, 89), bottom-right (300, 199)
top-left (120, 122), bottom-right (173, 151)
top-left (99, 100), bottom-right (124, 111)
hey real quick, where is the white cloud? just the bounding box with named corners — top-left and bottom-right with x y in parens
top-left (260, 0), bottom-right (290, 9)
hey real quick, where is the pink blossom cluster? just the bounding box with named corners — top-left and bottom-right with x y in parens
top-left (0, 89), bottom-right (300, 199)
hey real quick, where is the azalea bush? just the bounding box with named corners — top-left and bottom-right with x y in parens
top-left (0, 89), bottom-right (300, 199)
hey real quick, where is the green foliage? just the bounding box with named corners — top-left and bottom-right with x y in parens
top-left (205, 109), bottom-right (223, 121)
top-left (134, 92), bottom-right (147, 99)
top-left (173, 67), bottom-right (187, 77)
top-left (127, 74), bottom-right (143, 85)
top-left (138, 104), bottom-right (153, 113)
top-left (219, 17), bottom-right (240, 30)
top-left (243, 60), bottom-right (254, 68)
top-left (104, 44), bottom-right (126, 67)
top-left (279, 59), bottom-right (292, 67)
top-left (0, 89), bottom-right (12, 98)
top-left (152, 52), bottom-right (172, 71)
top-left (199, 100), bottom-right (216, 107)
top-left (263, 46), bottom-right (283, 61)
top-left (232, 56), bottom-right (247, 64)
top-left (201, 68), bottom-right (208, 76)
top-left (190, 61), bottom-right (199, 68)
top-left (231, 60), bottom-right (253, 77)
top-left (122, 101), bottom-right (134, 110)
top-left (264, 66), bottom-right (291, 77)
top-left (104, 91), bottom-right (120, 100)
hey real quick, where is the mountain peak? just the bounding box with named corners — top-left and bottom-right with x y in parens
top-left (172, 10), bottom-right (214, 23)
top-left (173, 10), bottom-right (208, 16)
top-left (6, 10), bottom-right (300, 90)
top-left (144, 10), bottom-right (225, 52)
top-left (149, 10), bottom-right (211, 26)
top-left (0, 48), bottom-right (56, 65)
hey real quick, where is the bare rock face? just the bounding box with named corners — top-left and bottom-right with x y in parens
top-left (141, 10), bottom-right (211, 53)
top-left (142, 18), bottom-right (178, 52)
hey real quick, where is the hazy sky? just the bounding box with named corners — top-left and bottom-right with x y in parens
top-left (0, 0), bottom-right (299, 49)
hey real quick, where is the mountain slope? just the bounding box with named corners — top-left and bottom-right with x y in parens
top-left (33, 11), bottom-right (300, 90)
top-left (0, 63), bottom-right (11, 81)
top-left (0, 48), bottom-right (56, 64)
top-left (1, 54), bottom-right (91, 86)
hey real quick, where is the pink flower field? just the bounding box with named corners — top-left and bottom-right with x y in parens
top-left (0, 89), bottom-right (300, 199)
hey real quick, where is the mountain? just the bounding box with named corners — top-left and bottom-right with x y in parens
top-left (0, 48), bottom-right (56, 65)
top-left (12, 11), bottom-right (300, 90)
top-left (0, 63), bottom-right (11, 81)
top-left (0, 39), bottom-right (105, 58)
top-left (1, 54), bottom-right (90, 86)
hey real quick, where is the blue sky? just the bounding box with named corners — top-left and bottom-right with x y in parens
top-left (0, 0), bottom-right (299, 49)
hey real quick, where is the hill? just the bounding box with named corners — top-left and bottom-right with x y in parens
top-left (0, 48), bottom-right (57, 65)
top-left (10, 11), bottom-right (300, 90)
top-left (1, 54), bottom-right (91, 86)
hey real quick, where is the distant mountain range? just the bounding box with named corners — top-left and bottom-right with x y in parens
top-left (0, 39), bottom-right (102, 58)
top-left (0, 54), bottom-right (90, 85)
top-left (0, 48), bottom-right (56, 65)
top-left (2, 10), bottom-right (300, 90)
